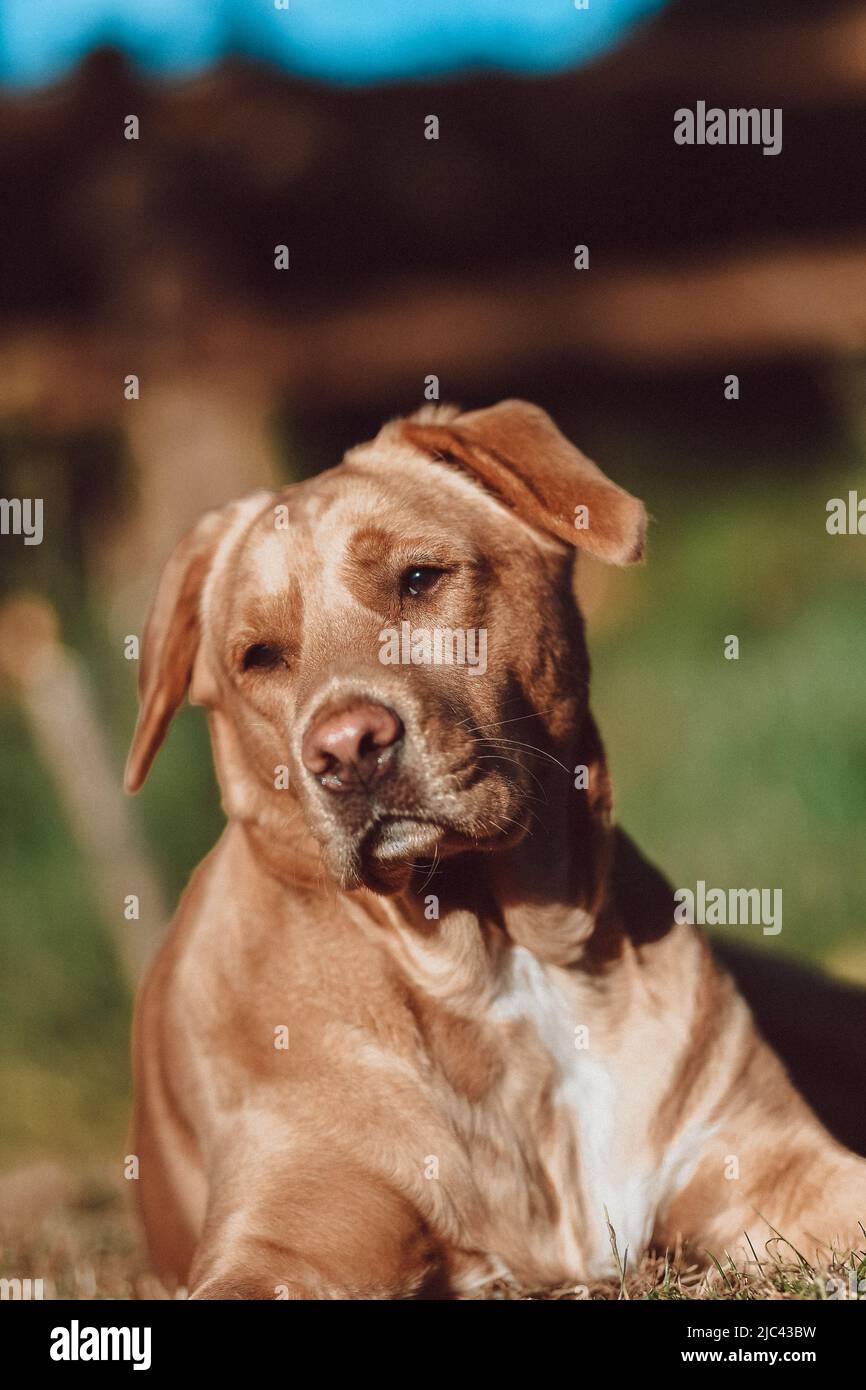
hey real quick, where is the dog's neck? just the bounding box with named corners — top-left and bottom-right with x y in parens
top-left (368, 707), bottom-right (623, 1001)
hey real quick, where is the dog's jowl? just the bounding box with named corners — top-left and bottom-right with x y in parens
top-left (126, 400), bottom-right (866, 1298)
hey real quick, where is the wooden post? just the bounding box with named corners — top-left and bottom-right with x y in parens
top-left (0, 595), bottom-right (166, 986)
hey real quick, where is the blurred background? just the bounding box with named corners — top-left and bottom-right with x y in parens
top-left (1, 0), bottom-right (865, 1295)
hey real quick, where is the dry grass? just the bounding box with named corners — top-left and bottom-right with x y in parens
top-left (0, 1162), bottom-right (169, 1300)
top-left (1, 1163), bottom-right (863, 1301)
top-left (480, 1247), bottom-right (866, 1301)
top-left (481, 1208), bottom-right (866, 1299)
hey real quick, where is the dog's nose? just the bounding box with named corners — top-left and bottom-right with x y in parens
top-left (301, 701), bottom-right (403, 790)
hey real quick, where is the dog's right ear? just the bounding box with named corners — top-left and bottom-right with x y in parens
top-left (125, 497), bottom-right (264, 793)
top-left (400, 400), bottom-right (646, 565)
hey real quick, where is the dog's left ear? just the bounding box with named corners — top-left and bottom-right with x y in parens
top-left (124, 508), bottom-right (231, 793)
top-left (124, 494), bottom-right (268, 793)
top-left (400, 399), bottom-right (646, 565)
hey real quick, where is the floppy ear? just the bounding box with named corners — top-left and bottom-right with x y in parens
top-left (400, 399), bottom-right (646, 564)
top-left (124, 502), bottom-right (247, 793)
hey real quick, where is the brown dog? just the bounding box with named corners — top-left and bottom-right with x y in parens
top-left (126, 400), bottom-right (866, 1298)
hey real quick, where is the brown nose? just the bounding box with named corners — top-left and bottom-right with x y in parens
top-left (301, 701), bottom-right (403, 791)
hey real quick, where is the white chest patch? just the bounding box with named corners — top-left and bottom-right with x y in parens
top-left (489, 946), bottom-right (709, 1278)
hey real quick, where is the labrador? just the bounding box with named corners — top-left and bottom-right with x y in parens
top-left (126, 400), bottom-right (866, 1298)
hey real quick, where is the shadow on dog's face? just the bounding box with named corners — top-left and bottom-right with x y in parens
top-left (125, 402), bottom-right (645, 894)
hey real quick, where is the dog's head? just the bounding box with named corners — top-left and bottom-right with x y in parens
top-left (126, 400), bottom-right (645, 893)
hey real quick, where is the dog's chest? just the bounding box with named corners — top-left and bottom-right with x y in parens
top-left (444, 945), bottom-right (666, 1285)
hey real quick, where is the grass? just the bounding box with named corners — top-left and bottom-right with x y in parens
top-left (492, 1243), bottom-right (866, 1301)
top-left (2, 1164), bottom-right (863, 1300)
top-left (587, 457), bottom-right (866, 978)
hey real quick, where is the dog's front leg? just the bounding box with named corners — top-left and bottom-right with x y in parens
top-left (655, 1034), bottom-right (866, 1266)
top-left (186, 1147), bottom-right (447, 1300)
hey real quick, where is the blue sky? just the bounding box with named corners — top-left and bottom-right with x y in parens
top-left (0, 0), bottom-right (668, 87)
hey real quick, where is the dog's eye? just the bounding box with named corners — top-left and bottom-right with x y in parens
top-left (242, 643), bottom-right (283, 672)
top-left (401, 566), bottom-right (444, 598)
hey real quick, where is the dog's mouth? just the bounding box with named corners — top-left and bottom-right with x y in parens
top-left (364, 815), bottom-right (452, 864)
top-left (343, 802), bottom-right (528, 892)
top-left (300, 748), bottom-right (538, 892)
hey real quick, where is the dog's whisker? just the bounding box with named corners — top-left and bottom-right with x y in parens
top-left (460, 703), bottom-right (565, 734)
top-left (418, 846), bottom-right (441, 894)
top-left (472, 754), bottom-right (548, 802)
top-left (482, 736), bottom-right (573, 778)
